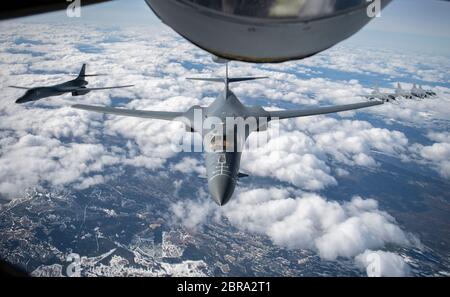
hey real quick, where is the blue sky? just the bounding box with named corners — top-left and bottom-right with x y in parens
top-left (347, 0), bottom-right (450, 55)
top-left (7, 0), bottom-right (450, 55)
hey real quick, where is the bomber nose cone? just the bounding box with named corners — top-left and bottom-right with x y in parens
top-left (15, 97), bottom-right (29, 104)
top-left (209, 175), bottom-right (235, 206)
top-left (15, 92), bottom-right (33, 104)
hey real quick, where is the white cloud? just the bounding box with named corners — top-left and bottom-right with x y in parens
top-left (299, 45), bottom-right (450, 83)
top-left (170, 157), bottom-right (206, 176)
top-left (420, 142), bottom-right (450, 162)
top-left (0, 134), bottom-right (121, 197)
top-left (170, 196), bottom-right (216, 230)
top-left (241, 116), bottom-right (410, 190)
top-left (221, 188), bottom-right (418, 261)
top-left (416, 142), bottom-right (450, 178)
top-left (242, 132), bottom-right (336, 190)
top-left (170, 186), bottom-right (419, 275)
top-left (355, 250), bottom-right (411, 277)
top-left (427, 131), bottom-right (450, 143)
top-left (406, 131), bottom-right (450, 179)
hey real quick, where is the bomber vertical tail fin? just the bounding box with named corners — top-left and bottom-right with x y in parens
top-left (77, 64), bottom-right (86, 79)
top-left (75, 64), bottom-right (105, 78)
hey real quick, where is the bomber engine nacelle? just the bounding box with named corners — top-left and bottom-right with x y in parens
top-left (185, 125), bottom-right (195, 133)
top-left (183, 105), bottom-right (203, 133)
top-left (247, 106), bottom-right (271, 133)
top-left (72, 89), bottom-right (90, 96)
top-left (256, 118), bottom-right (269, 132)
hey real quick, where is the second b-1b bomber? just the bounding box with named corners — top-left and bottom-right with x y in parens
top-left (359, 83), bottom-right (437, 102)
top-left (10, 64), bottom-right (133, 104)
top-left (72, 63), bottom-right (383, 206)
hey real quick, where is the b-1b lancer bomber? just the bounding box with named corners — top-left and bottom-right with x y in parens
top-left (10, 64), bottom-right (134, 104)
top-left (358, 86), bottom-right (397, 102)
top-left (73, 64), bottom-right (383, 206)
top-left (394, 83), bottom-right (414, 99)
top-left (411, 84), bottom-right (436, 99)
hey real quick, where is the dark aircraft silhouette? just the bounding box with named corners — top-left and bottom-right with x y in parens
top-left (10, 64), bottom-right (133, 104)
top-left (424, 87), bottom-right (437, 97)
top-left (72, 63), bottom-right (383, 206)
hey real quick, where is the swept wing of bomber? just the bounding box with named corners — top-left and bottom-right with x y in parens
top-left (72, 63), bottom-right (383, 206)
top-left (10, 64), bottom-right (133, 104)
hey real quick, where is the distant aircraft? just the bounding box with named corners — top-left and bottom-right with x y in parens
top-left (72, 63), bottom-right (383, 206)
top-left (415, 85), bottom-right (437, 98)
top-left (359, 86), bottom-right (396, 102)
top-left (411, 84), bottom-right (429, 99)
top-left (423, 86), bottom-right (437, 97)
top-left (360, 83), bottom-right (438, 102)
top-left (10, 64), bottom-right (134, 104)
top-left (394, 83), bottom-right (414, 99)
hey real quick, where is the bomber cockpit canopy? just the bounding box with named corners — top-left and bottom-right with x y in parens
top-left (209, 135), bottom-right (233, 152)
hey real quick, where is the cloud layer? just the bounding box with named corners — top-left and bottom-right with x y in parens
top-left (223, 188), bottom-right (417, 260)
top-left (170, 187), bottom-right (419, 275)
top-left (1, 21), bottom-right (450, 199)
top-left (241, 116), bottom-right (409, 190)
top-left (355, 250), bottom-right (411, 277)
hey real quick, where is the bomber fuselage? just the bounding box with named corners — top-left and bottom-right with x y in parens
top-left (200, 89), bottom-right (269, 205)
top-left (15, 79), bottom-right (88, 103)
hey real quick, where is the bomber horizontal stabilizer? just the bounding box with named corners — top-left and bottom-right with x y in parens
top-left (186, 77), bottom-right (223, 83)
top-left (9, 85), bottom-right (30, 90)
top-left (73, 85), bottom-right (134, 91)
top-left (76, 74), bottom-right (107, 77)
top-left (187, 77), bottom-right (267, 83)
